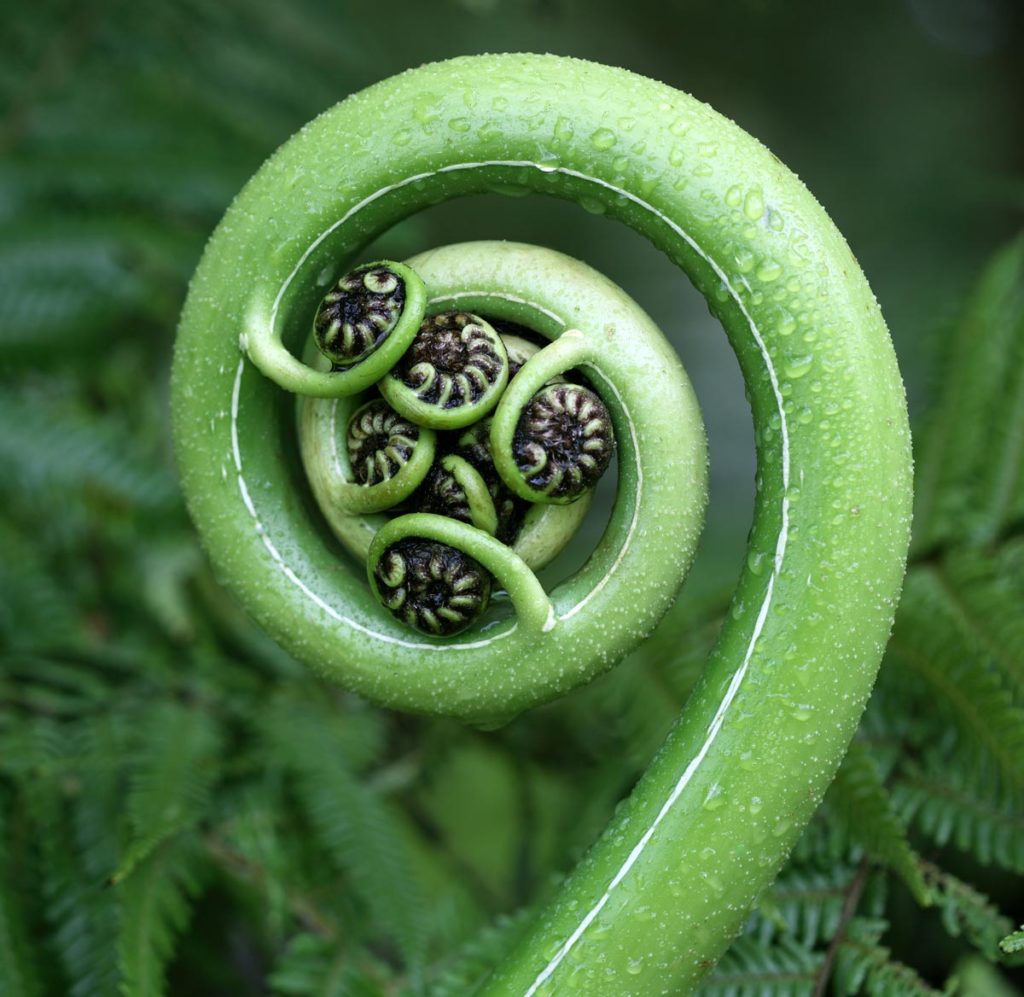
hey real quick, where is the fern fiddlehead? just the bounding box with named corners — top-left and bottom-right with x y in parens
top-left (332, 396), bottom-right (438, 514)
top-left (379, 310), bottom-right (511, 429)
top-left (171, 54), bottom-right (912, 995)
top-left (246, 258), bottom-right (427, 396)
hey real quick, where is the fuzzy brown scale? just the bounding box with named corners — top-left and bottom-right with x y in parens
top-left (513, 383), bottom-right (615, 500)
top-left (454, 420), bottom-right (526, 543)
top-left (373, 538), bottom-right (491, 637)
top-left (346, 399), bottom-right (419, 486)
top-left (389, 312), bottom-right (504, 409)
top-left (314, 264), bottom-right (406, 366)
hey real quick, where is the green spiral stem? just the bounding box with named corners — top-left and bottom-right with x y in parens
top-left (416, 453), bottom-right (500, 536)
top-left (172, 54), bottom-right (912, 995)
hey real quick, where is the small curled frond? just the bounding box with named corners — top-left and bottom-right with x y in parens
top-left (512, 383), bottom-right (615, 503)
top-left (372, 537), bottom-right (491, 637)
top-left (243, 258), bottom-right (426, 398)
top-left (416, 454), bottom-right (499, 537)
top-left (380, 312), bottom-right (509, 429)
top-left (346, 398), bottom-right (422, 486)
top-left (297, 393), bottom-right (437, 519)
top-left (315, 262), bottom-right (409, 366)
top-left (453, 419), bottom-right (525, 544)
top-left (294, 272), bottom-right (610, 595)
top-left (495, 329), bottom-right (541, 379)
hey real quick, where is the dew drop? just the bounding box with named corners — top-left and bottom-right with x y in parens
top-left (785, 356), bottom-right (814, 378)
top-left (413, 96), bottom-right (440, 126)
top-left (734, 248), bottom-right (755, 274)
top-left (744, 188), bottom-right (765, 221)
top-left (590, 127), bottom-right (617, 150)
top-left (554, 116), bottom-right (574, 142)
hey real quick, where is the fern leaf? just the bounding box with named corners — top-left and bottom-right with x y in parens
top-left (891, 766), bottom-right (1024, 873)
top-left (24, 717), bottom-right (124, 997)
top-left (0, 807), bottom-right (42, 997)
top-left (931, 540), bottom-right (1024, 704)
top-left (0, 519), bottom-right (80, 652)
top-left (268, 933), bottom-right (391, 997)
top-left (117, 831), bottom-right (207, 997)
top-left (264, 692), bottom-right (428, 971)
top-left (913, 233), bottom-right (1024, 551)
top-left (826, 742), bottom-right (931, 905)
top-left (0, 391), bottom-right (179, 515)
top-left (207, 786), bottom-right (309, 941)
top-left (1000, 926), bottom-right (1024, 956)
top-left (568, 652), bottom-right (680, 771)
top-left (751, 864), bottom-right (860, 947)
top-left (0, 220), bottom-right (151, 359)
top-left (833, 918), bottom-right (940, 996)
top-left (113, 701), bottom-right (222, 884)
top-left (264, 687), bottom-right (388, 773)
top-left (886, 567), bottom-right (1024, 805)
top-left (693, 936), bottom-right (821, 997)
top-left (427, 909), bottom-right (534, 997)
top-left (919, 861), bottom-right (1014, 962)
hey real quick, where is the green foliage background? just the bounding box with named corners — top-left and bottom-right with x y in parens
top-left (1, 1), bottom-right (1022, 994)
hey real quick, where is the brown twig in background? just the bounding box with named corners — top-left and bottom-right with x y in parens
top-left (812, 858), bottom-right (870, 997)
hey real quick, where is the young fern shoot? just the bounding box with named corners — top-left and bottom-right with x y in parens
top-left (171, 54), bottom-right (912, 994)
